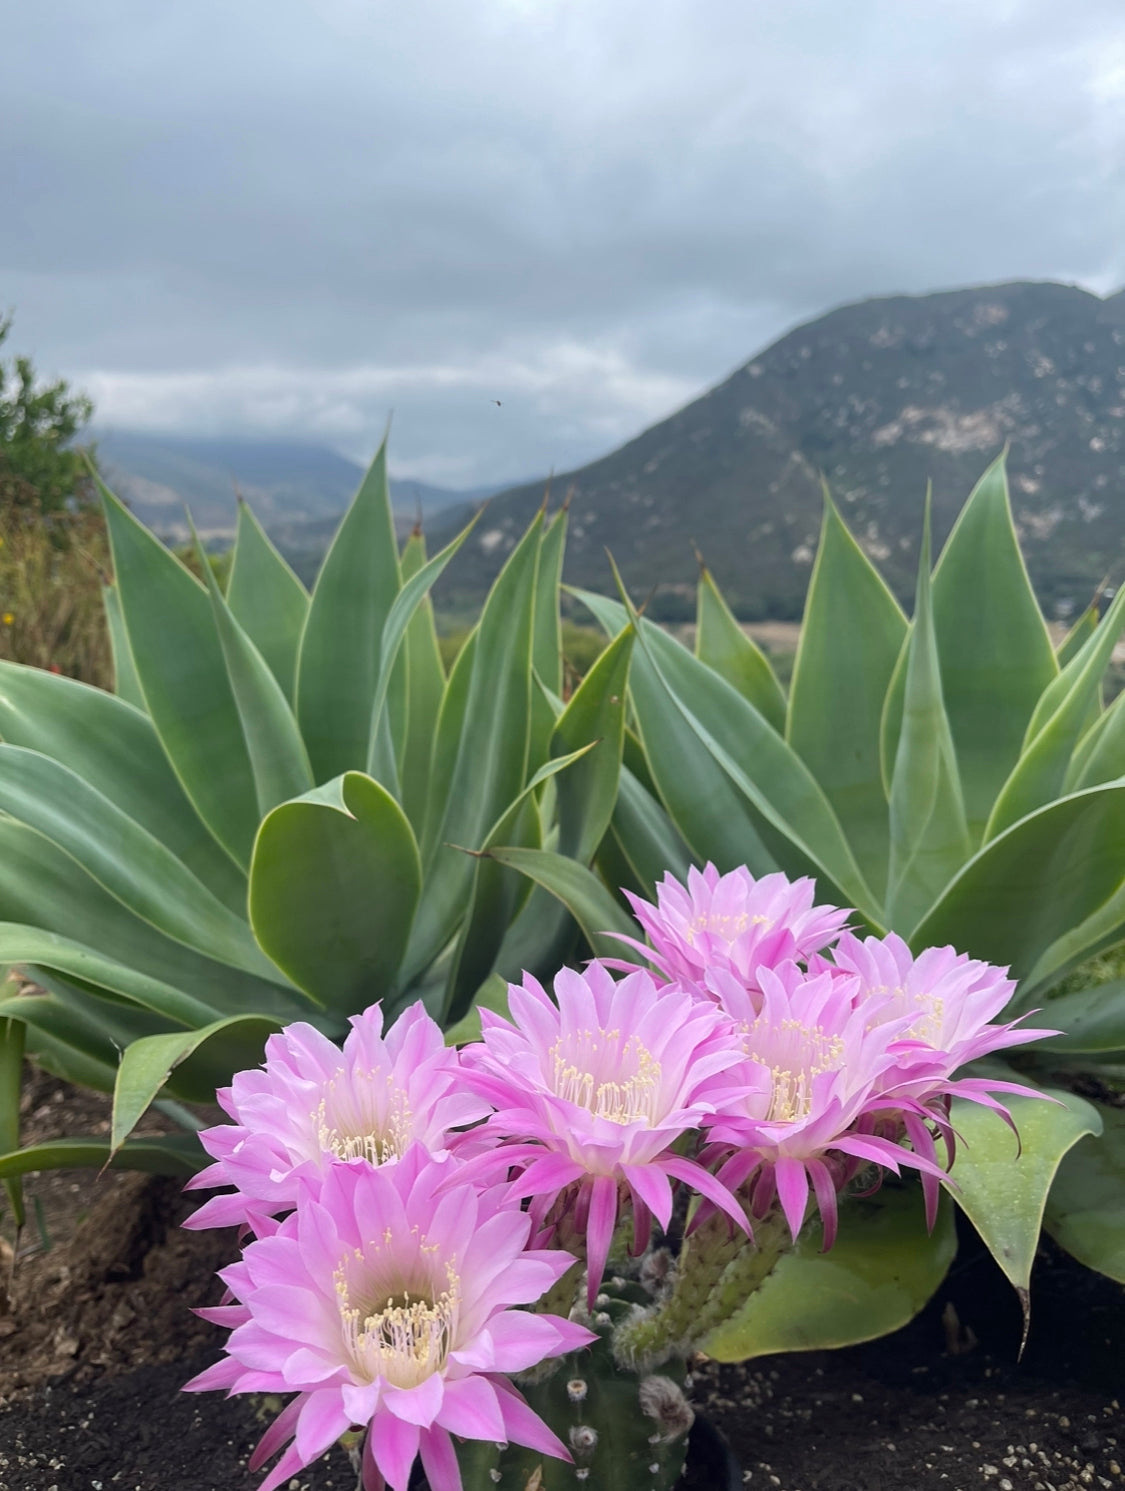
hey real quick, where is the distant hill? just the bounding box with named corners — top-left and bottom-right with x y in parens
top-left (434, 281), bottom-right (1125, 620)
top-left (94, 432), bottom-right (502, 552)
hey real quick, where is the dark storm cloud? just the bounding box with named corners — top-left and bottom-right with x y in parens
top-left (2, 0), bottom-right (1123, 484)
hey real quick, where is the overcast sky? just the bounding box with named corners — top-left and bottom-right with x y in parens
top-left (3, 0), bottom-right (1124, 486)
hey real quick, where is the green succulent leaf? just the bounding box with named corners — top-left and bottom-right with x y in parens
top-left (552, 624), bottom-right (634, 863)
top-left (986, 582), bottom-right (1125, 841)
top-left (948, 1080), bottom-right (1101, 1299)
top-left (404, 515), bottom-right (540, 984)
top-left (885, 495), bottom-right (972, 934)
top-left (1025, 982), bottom-right (1125, 1054)
top-left (1043, 1103), bottom-right (1125, 1283)
top-left (0, 925), bottom-right (221, 1028)
top-left (787, 494), bottom-right (906, 903)
top-left (929, 455), bottom-right (1058, 841)
top-left (226, 500), bottom-right (309, 703)
top-left (0, 816), bottom-right (297, 1016)
top-left (296, 441), bottom-right (401, 782)
top-left (530, 504), bottom-right (568, 768)
top-left (909, 781), bottom-right (1125, 989)
top-left (699, 1186), bottom-right (955, 1362)
top-left (99, 479), bottom-right (260, 868)
top-left (0, 1010), bottom-right (25, 1226)
top-left (0, 661), bottom-right (247, 913)
top-left (102, 582), bottom-right (146, 709)
top-left (576, 587), bottom-right (880, 922)
top-left (442, 973), bottom-right (510, 1047)
top-left (250, 771), bottom-right (422, 1014)
top-left (0, 1134), bottom-right (205, 1180)
top-left (0, 744), bottom-right (276, 978)
top-left (481, 844), bottom-right (638, 961)
top-left (111, 1014), bottom-right (281, 1151)
top-left (397, 532), bottom-right (448, 835)
top-left (1056, 602), bottom-right (1099, 665)
top-left (696, 567), bottom-right (787, 734)
top-left (191, 526), bottom-right (315, 816)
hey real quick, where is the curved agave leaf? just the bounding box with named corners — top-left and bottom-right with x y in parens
top-left (1043, 1102), bottom-right (1125, 1282)
top-left (99, 480), bottom-right (260, 868)
top-left (530, 504), bottom-right (568, 768)
top-left (929, 455), bottom-right (1057, 840)
top-left (696, 567), bottom-right (787, 734)
top-left (787, 495), bottom-right (906, 904)
top-left (885, 497), bottom-right (971, 933)
top-left (110, 1014), bottom-right (281, 1151)
top-left (909, 781), bottom-right (1125, 987)
top-left (949, 1079), bottom-right (1101, 1307)
top-left (0, 1134), bottom-right (204, 1179)
top-left (250, 772), bottom-right (422, 1014)
top-left (296, 441), bottom-right (401, 782)
top-left (0, 660), bottom-right (247, 912)
top-left (1023, 982), bottom-right (1125, 1055)
top-left (397, 532), bottom-right (447, 835)
top-left (102, 582), bottom-right (146, 709)
top-left (575, 588), bottom-right (880, 923)
top-left (0, 745), bottom-right (277, 979)
top-left (0, 1012), bottom-right (24, 1225)
top-left (226, 499), bottom-right (309, 703)
top-left (191, 526), bottom-right (314, 815)
top-left (604, 765), bottom-right (694, 895)
top-left (482, 844), bottom-right (641, 960)
top-left (699, 1187), bottom-right (955, 1362)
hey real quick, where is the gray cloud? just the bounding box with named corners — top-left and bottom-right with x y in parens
top-left (3, 0), bottom-right (1123, 484)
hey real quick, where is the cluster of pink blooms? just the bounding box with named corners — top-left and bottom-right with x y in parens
top-left (186, 864), bottom-right (1051, 1491)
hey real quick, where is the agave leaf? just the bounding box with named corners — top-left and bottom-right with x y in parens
top-left (102, 582), bottom-right (146, 709)
top-left (111, 1014), bottom-right (281, 1151)
top-left (250, 772), bottom-right (422, 1015)
top-left (442, 973), bottom-right (510, 1047)
top-left (191, 527), bottom-right (315, 816)
top-left (1056, 601), bottom-right (1099, 663)
top-left (397, 532), bottom-right (448, 835)
top-left (366, 514), bottom-right (477, 781)
top-left (420, 629), bottom-right (477, 865)
top-left (1067, 687), bottom-right (1125, 792)
top-left (700, 1187), bottom-right (954, 1362)
top-left (530, 505), bottom-right (568, 768)
top-left (927, 456), bottom-right (1059, 840)
top-left (949, 1080), bottom-right (1101, 1298)
top-left (0, 925), bottom-right (221, 1028)
top-left (0, 745), bottom-right (277, 979)
top-left (605, 765), bottom-right (694, 895)
top-left (986, 583), bottom-right (1125, 840)
top-left (0, 1010), bottom-right (25, 1226)
top-left (787, 495), bottom-right (906, 903)
top-left (0, 817), bottom-right (301, 1017)
top-left (1043, 1103), bottom-right (1125, 1283)
top-left (99, 479), bottom-right (260, 868)
top-left (553, 625), bottom-right (634, 863)
top-left (885, 495), bottom-right (972, 934)
top-left (18, 1025), bottom-right (119, 1093)
top-left (0, 1134), bottom-right (204, 1180)
top-left (1023, 982), bottom-right (1125, 1054)
top-left (226, 500), bottom-right (309, 703)
top-left (296, 441), bottom-right (401, 782)
top-left (482, 844), bottom-right (641, 961)
top-left (0, 661), bottom-right (247, 913)
top-left (404, 515), bottom-right (541, 984)
top-left (575, 588), bottom-right (880, 922)
top-left (696, 567), bottom-right (787, 734)
top-left (909, 782), bottom-right (1125, 988)
top-left (0, 986), bottom-right (170, 1074)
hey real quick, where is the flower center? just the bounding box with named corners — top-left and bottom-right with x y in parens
top-left (335, 1247), bottom-right (459, 1388)
top-left (746, 1017), bottom-right (845, 1123)
top-left (684, 911), bottom-right (770, 946)
top-left (315, 1068), bottom-right (414, 1167)
top-left (550, 1029), bottom-right (663, 1126)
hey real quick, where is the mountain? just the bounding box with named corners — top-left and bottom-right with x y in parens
top-left (95, 431), bottom-right (499, 546)
top-left (434, 281), bottom-right (1125, 620)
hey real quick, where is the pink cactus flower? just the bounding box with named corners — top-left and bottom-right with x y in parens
top-left (184, 1002), bottom-right (489, 1233)
top-left (703, 960), bottom-right (941, 1247)
top-left (459, 961), bottom-right (751, 1306)
top-left (185, 1147), bottom-right (595, 1491)
top-left (616, 863), bottom-right (850, 997)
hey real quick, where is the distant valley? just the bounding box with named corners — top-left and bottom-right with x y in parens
top-left (96, 280), bottom-right (1125, 619)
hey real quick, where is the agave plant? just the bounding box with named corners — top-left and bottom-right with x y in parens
top-left (484, 454), bottom-right (1123, 1359)
top-left (0, 444), bottom-right (635, 1198)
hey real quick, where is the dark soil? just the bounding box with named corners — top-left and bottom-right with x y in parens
top-left (0, 1072), bottom-right (1122, 1491)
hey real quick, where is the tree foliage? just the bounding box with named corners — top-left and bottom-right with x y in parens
top-left (0, 315), bottom-right (95, 516)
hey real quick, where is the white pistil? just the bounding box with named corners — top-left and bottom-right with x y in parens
top-left (550, 1030), bottom-right (662, 1126)
top-left (336, 1255), bottom-right (459, 1388)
